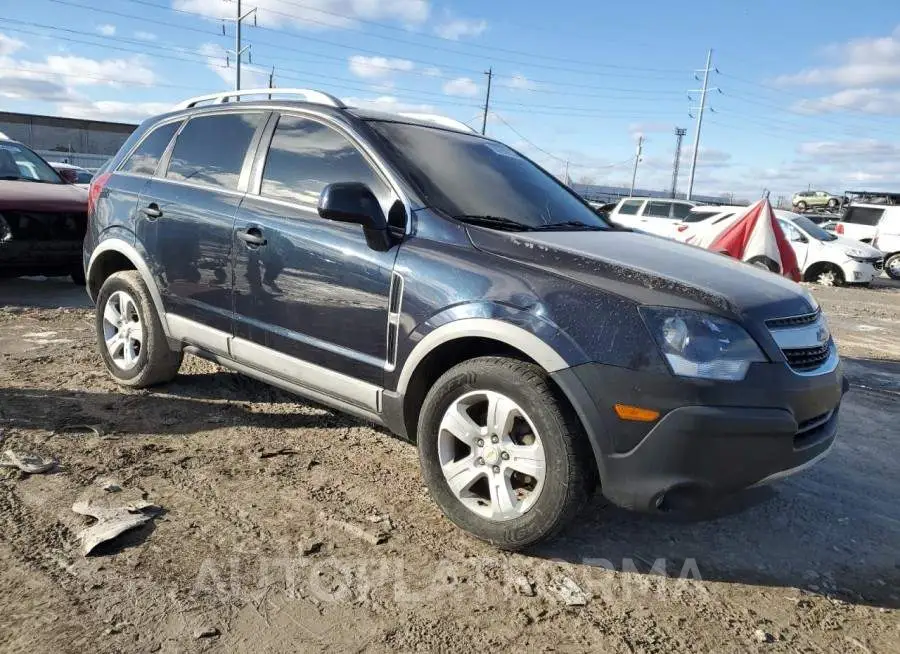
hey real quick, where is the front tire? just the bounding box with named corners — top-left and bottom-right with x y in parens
top-left (796, 201), bottom-right (807, 212)
top-left (95, 270), bottom-right (182, 388)
top-left (885, 253), bottom-right (900, 280)
top-left (417, 356), bottom-right (595, 550)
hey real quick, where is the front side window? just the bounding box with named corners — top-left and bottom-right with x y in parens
top-left (121, 121), bottom-right (180, 176)
top-left (367, 120), bottom-right (610, 230)
top-left (261, 114), bottom-right (389, 208)
top-left (644, 201), bottom-right (673, 218)
top-left (618, 200), bottom-right (643, 215)
top-left (0, 142), bottom-right (62, 183)
top-left (166, 112), bottom-right (264, 190)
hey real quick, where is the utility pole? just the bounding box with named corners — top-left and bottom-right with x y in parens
top-left (564, 160), bottom-right (570, 186)
top-left (268, 65), bottom-right (275, 99)
top-left (629, 135), bottom-right (643, 197)
top-left (670, 127), bottom-right (687, 198)
top-left (481, 68), bottom-right (493, 135)
top-left (229, 0), bottom-right (257, 91)
top-left (687, 49), bottom-right (715, 201)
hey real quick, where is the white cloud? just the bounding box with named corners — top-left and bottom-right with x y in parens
top-left (348, 55), bottom-right (414, 81)
top-left (628, 122), bottom-right (673, 137)
top-left (775, 25), bottom-right (900, 87)
top-left (134, 31), bottom-right (158, 41)
top-left (503, 73), bottom-right (536, 92)
top-left (0, 34), bottom-right (25, 57)
top-left (797, 139), bottom-right (900, 162)
top-left (442, 76), bottom-right (478, 97)
top-left (343, 95), bottom-right (436, 114)
top-left (792, 88), bottom-right (900, 115)
top-left (434, 16), bottom-right (487, 40)
top-left (96, 24), bottom-right (116, 36)
top-left (55, 101), bottom-right (173, 122)
top-left (174, 0), bottom-right (429, 31)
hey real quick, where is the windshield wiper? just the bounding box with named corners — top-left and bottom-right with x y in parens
top-left (532, 220), bottom-right (606, 231)
top-left (455, 215), bottom-right (534, 232)
top-left (0, 175), bottom-right (23, 181)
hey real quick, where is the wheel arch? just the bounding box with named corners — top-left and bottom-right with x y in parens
top-left (393, 319), bottom-right (579, 442)
top-left (87, 238), bottom-right (170, 336)
top-left (802, 260), bottom-right (844, 284)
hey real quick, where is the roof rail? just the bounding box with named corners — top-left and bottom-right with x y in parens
top-left (396, 113), bottom-right (476, 134)
top-left (174, 88), bottom-right (345, 110)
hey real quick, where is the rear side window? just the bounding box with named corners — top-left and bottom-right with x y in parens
top-left (685, 210), bottom-right (718, 223)
top-left (671, 203), bottom-right (694, 219)
top-left (166, 113), bottom-right (264, 190)
top-left (260, 114), bottom-right (388, 208)
top-left (843, 206), bottom-right (884, 226)
top-left (121, 121), bottom-right (180, 176)
top-left (618, 199), bottom-right (643, 215)
top-left (644, 201), bottom-right (672, 218)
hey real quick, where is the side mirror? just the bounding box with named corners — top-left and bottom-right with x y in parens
top-left (58, 168), bottom-right (78, 184)
top-left (318, 182), bottom-right (391, 250)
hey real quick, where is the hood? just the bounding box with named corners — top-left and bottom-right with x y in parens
top-left (467, 228), bottom-right (816, 322)
top-left (0, 180), bottom-right (88, 213)
top-left (827, 235), bottom-right (882, 257)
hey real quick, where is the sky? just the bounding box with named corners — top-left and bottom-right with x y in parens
top-left (2, 0), bottom-right (900, 201)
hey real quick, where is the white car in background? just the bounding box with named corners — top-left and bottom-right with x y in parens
top-left (49, 162), bottom-right (94, 188)
top-left (606, 197), bottom-right (699, 238)
top-left (679, 207), bottom-right (884, 286)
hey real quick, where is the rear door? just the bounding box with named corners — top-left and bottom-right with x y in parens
top-left (231, 112), bottom-right (401, 388)
top-left (138, 110), bottom-right (269, 339)
top-left (640, 200), bottom-right (680, 237)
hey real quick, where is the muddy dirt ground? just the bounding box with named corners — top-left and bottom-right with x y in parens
top-left (0, 276), bottom-right (898, 653)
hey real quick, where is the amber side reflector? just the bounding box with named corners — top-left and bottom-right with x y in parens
top-left (614, 404), bottom-right (660, 422)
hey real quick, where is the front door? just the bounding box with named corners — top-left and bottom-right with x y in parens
top-left (232, 113), bottom-right (401, 387)
top-left (139, 110), bottom-right (268, 335)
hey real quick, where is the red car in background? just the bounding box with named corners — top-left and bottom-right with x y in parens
top-left (0, 136), bottom-right (89, 284)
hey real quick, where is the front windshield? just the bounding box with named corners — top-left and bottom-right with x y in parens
top-left (0, 142), bottom-right (62, 183)
top-left (791, 215), bottom-right (837, 241)
top-left (366, 121), bottom-right (610, 230)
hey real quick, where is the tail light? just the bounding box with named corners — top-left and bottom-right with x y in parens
top-left (88, 172), bottom-right (112, 216)
top-left (835, 223), bottom-right (844, 235)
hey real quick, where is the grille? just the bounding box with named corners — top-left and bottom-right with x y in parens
top-left (783, 343), bottom-right (831, 372)
top-left (765, 311), bottom-right (819, 329)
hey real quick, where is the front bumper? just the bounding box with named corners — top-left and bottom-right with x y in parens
top-left (552, 359), bottom-right (847, 512)
top-left (0, 240), bottom-right (83, 276)
top-left (841, 258), bottom-right (879, 284)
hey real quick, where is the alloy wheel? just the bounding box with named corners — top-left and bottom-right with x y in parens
top-left (101, 290), bottom-right (143, 370)
top-left (437, 390), bottom-right (546, 522)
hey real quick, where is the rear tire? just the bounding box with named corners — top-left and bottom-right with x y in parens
top-left (747, 255), bottom-right (779, 273)
top-left (95, 270), bottom-right (182, 388)
top-left (827, 198), bottom-right (839, 209)
top-left (417, 356), bottom-right (595, 550)
top-left (885, 253), bottom-right (900, 280)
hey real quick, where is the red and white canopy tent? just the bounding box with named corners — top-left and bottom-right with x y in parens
top-left (686, 198), bottom-right (801, 281)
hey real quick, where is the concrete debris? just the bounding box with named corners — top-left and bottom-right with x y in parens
top-left (551, 575), bottom-right (588, 606)
top-left (754, 629), bottom-right (774, 643)
top-left (72, 493), bottom-right (160, 556)
top-left (512, 575), bottom-right (536, 597)
top-left (193, 626), bottom-right (220, 639)
top-left (0, 449), bottom-right (57, 474)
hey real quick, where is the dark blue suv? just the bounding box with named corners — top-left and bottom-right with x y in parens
top-left (84, 89), bottom-right (846, 549)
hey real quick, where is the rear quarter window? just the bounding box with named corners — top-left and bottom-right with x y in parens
top-left (617, 199), bottom-right (643, 215)
top-left (843, 206), bottom-right (884, 226)
top-left (120, 121), bottom-right (181, 176)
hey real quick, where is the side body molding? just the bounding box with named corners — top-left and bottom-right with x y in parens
top-left (395, 318), bottom-right (570, 397)
top-left (87, 237), bottom-right (170, 337)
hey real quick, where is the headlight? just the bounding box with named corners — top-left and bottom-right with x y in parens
top-left (640, 308), bottom-right (767, 381)
top-left (0, 213), bottom-right (11, 243)
top-left (845, 248), bottom-right (871, 261)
